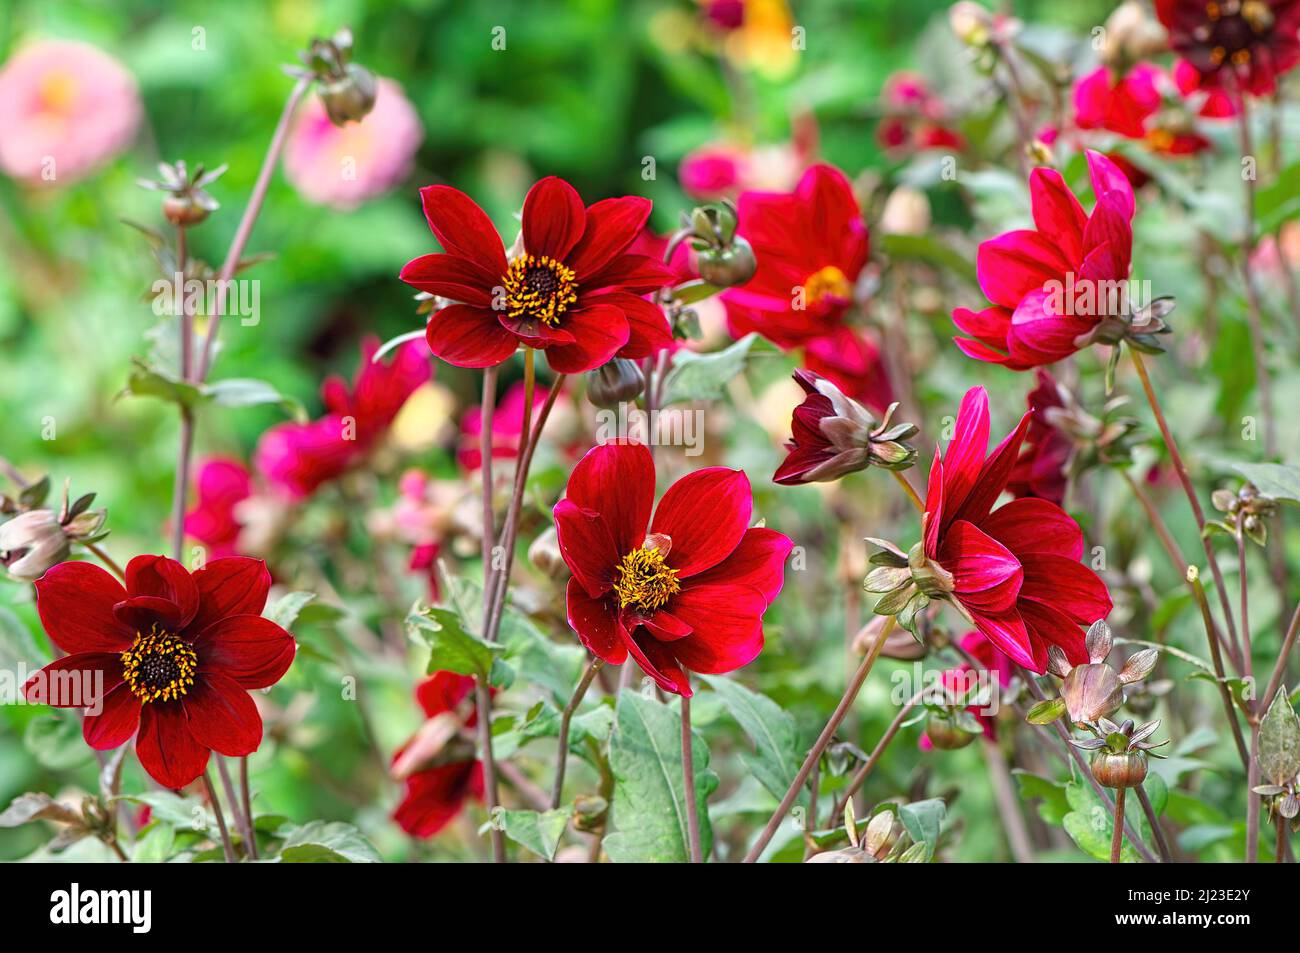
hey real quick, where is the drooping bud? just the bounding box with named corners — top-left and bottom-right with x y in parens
top-left (137, 160), bottom-right (226, 227)
top-left (585, 357), bottom-right (645, 409)
top-left (925, 711), bottom-right (977, 750)
top-left (1100, 1), bottom-right (1169, 67)
top-left (685, 200), bottom-right (757, 287)
top-left (1208, 480), bottom-right (1278, 547)
top-left (295, 29), bottom-right (377, 126)
top-left (879, 186), bottom-right (931, 236)
top-left (0, 510), bottom-right (69, 581)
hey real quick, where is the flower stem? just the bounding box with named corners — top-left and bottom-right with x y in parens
top-left (1136, 783), bottom-right (1173, 863)
top-left (475, 364), bottom-right (505, 864)
top-left (1237, 531), bottom-right (1254, 684)
top-left (1129, 347), bottom-right (1245, 672)
top-left (550, 657), bottom-right (603, 809)
top-left (239, 755), bottom-right (258, 860)
top-left (681, 694), bottom-right (703, 863)
top-left (1110, 786), bottom-right (1127, 863)
top-left (1187, 567), bottom-right (1252, 768)
top-left (83, 542), bottom-right (125, 581)
top-left (832, 685), bottom-right (924, 819)
top-left (743, 615), bottom-right (895, 863)
top-left (202, 770), bottom-right (236, 863)
top-left (983, 737), bottom-right (1036, 863)
top-left (892, 469), bottom-right (925, 513)
top-left (216, 755), bottom-right (255, 859)
top-left (1261, 600), bottom-right (1300, 716)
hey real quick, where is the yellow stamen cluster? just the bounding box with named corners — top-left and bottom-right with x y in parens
top-left (120, 626), bottom-right (198, 703)
top-left (803, 265), bottom-right (852, 307)
top-left (613, 546), bottom-right (681, 613)
top-left (503, 254), bottom-right (578, 327)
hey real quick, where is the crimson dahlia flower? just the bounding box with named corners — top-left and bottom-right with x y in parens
top-left (1006, 370), bottom-right (1072, 506)
top-left (23, 556), bottom-right (295, 788)
top-left (1073, 64), bottom-right (1162, 138)
top-left (183, 458), bottom-right (252, 559)
top-left (554, 442), bottom-right (791, 696)
top-left (1156, 0), bottom-right (1300, 96)
top-left (953, 150), bottom-right (1136, 370)
top-left (909, 388), bottom-right (1111, 672)
top-left (400, 177), bottom-right (674, 373)
top-left (391, 672), bottom-right (483, 838)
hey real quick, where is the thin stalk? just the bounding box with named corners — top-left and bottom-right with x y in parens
top-left (892, 469), bottom-right (925, 513)
top-left (1136, 784), bottom-right (1173, 863)
top-left (1277, 815), bottom-right (1288, 864)
top-left (743, 616), bottom-right (895, 863)
top-left (681, 695), bottom-right (703, 863)
top-left (1247, 722), bottom-right (1262, 863)
top-left (1188, 568), bottom-right (1252, 767)
top-left (833, 685), bottom-right (925, 817)
top-left (984, 738), bottom-right (1035, 863)
top-left (216, 755), bottom-right (255, 858)
top-left (550, 658), bottom-right (604, 809)
top-left (476, 364), bottom-right (505, 864)
top-left (239, 755), bottom-right (258, 860)
top-left (169, 410), bottom-right (194, 562)
top-left (83, 542), bottom-right (125, 580)
top-left (803, 760), bottom-right (819, 860)
top-left (1261, 600), bottom-right (1300, 716)
top-left (1238, 531), bottom-right (1254, 682)
top-left (1111, 786), bottom-right (1127, 863)
top-left (202, 770), bottom-right (236, 863)
top-left (1130, 348), bottom-right (1244, 672)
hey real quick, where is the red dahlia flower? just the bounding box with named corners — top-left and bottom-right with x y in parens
top-left (255, 336), bottom-right (429, 498)
top-left (803, 325), bottom-right (894, 415)
top-left (554, 442), bottom-right (791, 696)
top-left (183, 458), bottom-right (252, 560)
top-left (1073, 63), bottom-right (1162, 138)
top-left (900, 387), bottom-right (1111, 672)
top-left (721, 164), bottom-right (869, 349)
top-left (1156, 0), bottom-right (1300, 96)
top-left (399, 177), bottom-right (674, 373)
top-left (23, 556), bottom-right (295, 789)
top-left (391, 672), bottom-right (483, 838)
top-left (1006, 370), bottom-right (1073, 506)
top-left (953, 150), bottom-right (1136, 370)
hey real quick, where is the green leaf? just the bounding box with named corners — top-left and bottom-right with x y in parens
top-left (131, 821), bottom-right (177, 863)
top-left (406, 605), bottom-right (501, 679)
top-left (899, 798), bottom-right (945, 861)
top-left (264, 590), bottom-right (319, 630)
top-left (496, 808), bottom-right (570, 862)
top-left (117, 791), bottom-right (213, 831)
top-left (1256, 160), bottom-right (1300, 233)
top-left (120, 359), bottom-right (204, 411)
top-left (0, 604), bottom-right (46, 670)
top-left (701, 674), bottom-right (800, 805)
top-left (1025, 697), bottom-right (1066, 725)
top-left (278, 821), bottom-right (381, 863)
top-left (1062, 781), bottom-right (1140, 863)
top-left (1258, 687), bottom-right (1300, 786)
top-left (604, 693), bottom-right (718, 863)
top-left (1233, 463), bottom-right (1300, 506)
top-left (24, 714), bottom-right (92, 771)
top-left (659, 333), bottom-right (757, 406)
top-left (1013, 770), bottom-right (1071, 825)
top-left (120, 360), bottom-right (305, 421)
top-left (204, 378), bottom-right (306, 421)
top-left (880, 233), bottom-right (978, 284)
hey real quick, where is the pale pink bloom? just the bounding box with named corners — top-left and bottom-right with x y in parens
top-left (0, 39), bottom-right (141, 185)
top-left (284, 77), bottom-right (423, 209)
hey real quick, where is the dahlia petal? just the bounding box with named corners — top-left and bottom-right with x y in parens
top-left (83, 683), bottom-right (142, 749)
top-left (542, 304), bottom-right (630, 374)
top-left (978, 497), bottom-right (1084, 560)
top-left (113, 596), bottom-right (187, 633)
top-left (564, 441), bottom-right (654, 556)
top-left (953, 305), bottom-right (1013, 350)
top-left (1029, 167), bottom-right (1087, 265)
top-left (567, 196), bottom-right (652, 279)
top-left (398, 253), bottom-right (496, 307)
top-left (416, 671), bottom-right (476, 719)
top-left (952, 409), bottom-right (1033, 526)
top-left (1017, 598), bottom-right (1089, 668)
top-left (418, 185), bottom-right (507, 273)
top-left (620, 624), bottom-right (692, 696)
top-left (650, 468), bottom-right (752, 578)
top-left (192, 615), bottom-right (295, 689)
top-left (24, 653), bottom-right (124, 708)
top-left (1020, 554), bottom-right (1113, 625)
top-left (188, 557), bottom-right (272, 635)
top-left (34, 561), bottom-right (134, 654)
top-left (496, 312), bottom-right (577, 349)
top-left (923, 450), bottom-right (945, 559)
top-left (184, 672), bottom-right (263, 757)
top-left (426, 304), bottom-right (519, 368)
top-left (1085, 149), bottom-right (1135, 220)
top-left (582, 254), bottom-right (675, 296)
top-left (798, 164), bottom-right (862, 246)
top-left (939, 520), bottom-right (1024, 613)
top-left (393, 761), bottom-right (480, 837)
top-left (668, 583), bottom-right (767, 675)
top-left (977, 230), bottom-right (1070, 310)
top-left (968, 608), bottom-right (1037, 671)
top-left (940, 387), bottom-right (991, 526)
top-left (135, 703), bottom-right (210, 789)
top-left (685, 527), bottom-right (792, 604)
top-left (643, 609), bottom-right (693, 642)
top-left (1007, 288), bottom-right (1095, 368)
top-left (1080, 193), bottom-right (1133, 279)
top-left (565, 577), bottom-right (628, 663)
top-left (554, 499), bottom-right (621, 599)
top-left (954, 336), bottom-right (1018, 367)
top-left (582, 292), bottom-right (672, 359)
top-left (125, 556), bottom-right (199, 629)
top-left (522, 176), bottom-right (586, 260)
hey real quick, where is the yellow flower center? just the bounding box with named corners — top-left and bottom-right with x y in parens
top-left (503, 254), bottom-right (579, 327)
top-left (803, 265), bottom-right (852, 307)
top-left (120, 627), bottom-right (198, 704)
top-left (613, 545), bottom-right (681, 613)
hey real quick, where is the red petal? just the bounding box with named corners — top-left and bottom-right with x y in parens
top-left (953, 305), bottom-right (1013, 350)
top-left (581, 292), bottom-right (672, 359)
top-left (393, 761), bottom-right (480, 837)
top-left (923, 450), bottom-right (945, 559)
top-left (686, 527), bottom-right (792, 603)
top-left (968, 608), bottom-right (1037, 671)
top-left (1019, 554), bottom-right (1113, 625)
top-left (542, 304), bottom-right (630, 374)
top-left (620, 624), bottom-right (692, 696)
top-left (940, 520), bottom-right (1023, 613)
top-left (1085, 149), bottom-right (1135, 220)
top-left (24, 653), bottom-right (123, 707)
top-left (135, 704), bottom-right (210, 789)
top-left (426, 304), bottom-right (519, 368)
top-left (940, 387), bottom-right (990, 528)
top-left (188, 557), bottom-right (272, 635)
top-left (1006, 289), bottom-right (1094, 368)
top-left (566, 577), bottom-right (629, 664)
top-left (418, 185), bottom-right (507, 274)
top-left (977, 229), bottom-right (1070, 310)
top-left (114, 596), bottom-right (187, 633)
top-left (554, 499), bottom-right (620, 598)
top-left (192, 615), bottom-right (296, 689)
top-left (667, 583), bottom-right (767, 676)
top-left (83, 684), bottom-right (142, 749)
top-left (399, 253), bottom-right (496, 307)
top-left (522, 176), bottom-right (586, 260)
top-left (643, 610), bottom-right (693, 642)
top-left (567, 196), bottom-right (653, 278)
top-left (184, 673), bottom-right (263, 757)
top-left (564, 441), bottom-right (654, 556)
top-left (979, 497), bottom-right (1084, 560)
top-left (1017, 598), bottom-right (1089, 669)
top-left (1029, 167), bottom-right (1087, 266)
top-left (34, 562), bottom-right (134, 654)
top-left (582, 253), bottom-right (675, 296)
top-left (952, 409), bottom-right (1033, 526)
top-left (125, 555), bottom-right (200, 629)
top-left (650, 467), bottom-right (752, 578)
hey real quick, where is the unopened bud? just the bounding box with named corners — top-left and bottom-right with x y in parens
top-left (585, 357), bottom-right (645, 409)
top-left (527, 525), bottom-right (567, 581)
top-left (0, 510), bottom-right (70, 581)
top-left (319, 64), bottom-right (377, 125)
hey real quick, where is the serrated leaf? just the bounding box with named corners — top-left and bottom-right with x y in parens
top-left (701, 675), bottom-right (800, 806)
top-left (278, 821), bottom-right (381, 863)
top-left (604, 693), bottom-right (718, 863)
top-left (659, 333), bottom-right (757, 406)
top-left (496, 808), bottom-right (570, 861)
top-left (407, 605), bottom-right (502, 678)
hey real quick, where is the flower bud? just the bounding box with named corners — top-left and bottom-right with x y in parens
top-left (137, 160), bottom-right (224, 229)
top-left (527, 525), bottom-right (567, 581)
top-left (0, 510), bottom-right (70, 581)
top-left (925, 711), bottom-right (977, 750)
top-left (1090, 749), bottom-right (1147, 788)
top-left (696, 236), bottom-right (757, 287)
top-left (572, 794), bottom-right (608, 833)
top-left (1061, 662), bottom-right (1125, 724)
top-left (879, 186), bottom-right (931, 236)
top-left (298, 29), bottom-right (378, 126)
top-left (585, 357), bottom-right (645, 409)
top-left (949, 1), bottom-right (993, 46)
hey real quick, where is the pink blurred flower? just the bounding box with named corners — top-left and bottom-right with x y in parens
top-left (284, 77), bottom-right (423, 209)
top-left (183, 458), bottom-right (252, 560)
top-left (0, 39), bottom-right (141, 185)
top-left (876, 71), bottom-right (966, 155)
top-left (1073, 64), bottom-right (1162, 138)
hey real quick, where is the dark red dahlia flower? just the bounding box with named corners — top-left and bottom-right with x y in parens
top-left (400, 177), bottom-right (675, 373)
top-left (919, 387), bottom-right (1111, 672)
top-left (1156, 0), bottom-right (1300, 95)
top-left (255, 336), bottom-right (429, 498)
top-left (721, 164), bottom-right (869, 350)
top-left (1006, 370), bottom-right (1073, 506)
top-left (23, 556), bottom-right (295, 789)
top-left (1073, 63), bottom-right (1163, 138)
top-left (391, 671), bottom-right (483, 838)
top-left (183, 458), bottom-right (251, 560)
top-left (803, 325), bottom-right (894, 415)
top-left (554, 442), bottom-right (792, 696)
top-left (953, 150), bottom-right (1136, 370)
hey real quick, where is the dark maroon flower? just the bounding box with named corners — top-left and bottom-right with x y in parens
top-left (1007, 370), bottom-right (1073, 506)
top-left (1157, 0), bottom-right (1300, 95)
